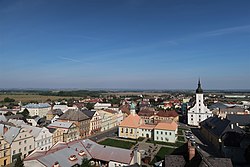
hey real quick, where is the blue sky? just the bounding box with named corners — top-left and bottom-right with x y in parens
top-left (0, 0), bottom-right (250, 89)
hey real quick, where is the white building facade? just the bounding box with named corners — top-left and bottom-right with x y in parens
top-left (94, 102), bottom-right (111, 110)
top-left (22, 126), bottom-right (53, 151)
top-left (4, 127), bottom-right (35, 160)
top-left (22, 103), bottom-right (51, 117)
top-left (188, 80), bottom-right (213, 126)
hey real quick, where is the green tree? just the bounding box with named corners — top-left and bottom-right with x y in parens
top-left (14, 154), bottom-right (24, 167)
top-left (81, 158), bottom-right (92, 167)
top-left (20, 108), bottom-right (30, 118)
top-left (3, 97), bottom-right (15, 103)
top-left (86, 103), bottom-right (94, 110)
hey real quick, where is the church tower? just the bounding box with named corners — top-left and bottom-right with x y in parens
top-left (187, 79), bottom-right (212, 126)
top-left (130, 102), bottom-right (136, 115)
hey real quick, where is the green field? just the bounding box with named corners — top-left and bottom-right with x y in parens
top-left (147, 139), bottom-right (185, 148)
top-left (98, 138), bottom-right (135, 149)
top-left (0, 94), bottom-right (80, 103)
top-left (177, 136), bottom-right (185, 142)
top-left (177, 127), bottom-right (189, 135)
top-left (118, 137), bottom-right (145, 142)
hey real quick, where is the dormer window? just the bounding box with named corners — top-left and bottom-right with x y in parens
top-left (69, 155), bottom-right (77, 161)
top-left (78, 150), bottom-right (86, 156)
top-left (52, 161), bottom-right (60, 167)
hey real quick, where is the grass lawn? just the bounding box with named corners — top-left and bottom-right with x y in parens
top-left (177, 135), bottom-right (185, 142)
top-left (98, 138), bottom-right (135, 149)
top-left (178, 127), bottom-right (188, 135)
top-left (147, 139), bottom-right (185, 148)
top-left (150, 147), bottom-right (175, 164)
top-left (118, 137), bottom-right (145, 142)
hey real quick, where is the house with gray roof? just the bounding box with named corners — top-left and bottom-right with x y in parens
top-left (82, 110), bottom-right (101, 135)
top-left (0, 124), bottom-right (35, 160)
top-left (200, 116), bottom-right (245, 151)
top-left (21, 103), bottom-right (51, 118)
top-left (24, 139), bottom-right (141, 167)
top-left (226, 114), bottom-right (250, 128)
top-left (47, 121), bottom-right (79, 143)
top-left (58, 109), bottom-right (90, 138)
top-left (21, 125), bottom-right (53, 151)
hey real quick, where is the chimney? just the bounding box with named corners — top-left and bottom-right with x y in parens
top-left (231, 124), bottom-right (234, 129)
top-left (188, 141), bottom-right (195, 160)
top-left (3, 125), bottom-right (8, 134)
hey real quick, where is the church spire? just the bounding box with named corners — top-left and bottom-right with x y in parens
top-left (196, 78), bottom-right (203, 93)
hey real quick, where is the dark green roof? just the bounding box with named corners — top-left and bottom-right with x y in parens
top-left (196, 79), bottom-right (203, 93)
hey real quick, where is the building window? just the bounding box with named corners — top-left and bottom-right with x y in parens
top-left (126, 128), bottom-right (128, 133)
top-left (199, 115), bottom-right (201, 117)
top-left (19, 141), bottom-right (21, 145)
top-left (130, 129), bottom-right (133, 134)
top-left (157, 131), bottom-right (158, 134)
top-left (13, 150), bottom-right (16, 154)
top-left (24, 140), bottom-right (27, 144)
top-left (4, 159), bottom-right (7, 166)
top-left (169, 132), bottom-right (172, 135)
top-left (165, 132), bottom-right (167, 135)
top-left (29, 145), bottom-right (32, 149)
top-left (157, 137), bottom-right (158, 140)
top-left (24, 147), bottom-right (26, 151)
top-left (19, 149), bottom-right (21, 153)
top-left (191, 115), bottom-right (193, 117)
top-left (121, 128), bottom-right (123, 133)
top-left (191, 118), bottom-right (193, 121)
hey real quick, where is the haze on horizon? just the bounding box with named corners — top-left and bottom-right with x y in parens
top-left (1, 0), bottom-right (250, 90)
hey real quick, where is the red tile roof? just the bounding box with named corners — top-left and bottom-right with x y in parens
top-left (119, 114), bottom-right (141, 128)
top-left (154, 120), bottom-right (178, 131)
top-left (138, 109), bottom-right (155, 117)
top-left (156, 110), bottom-right (179, 118)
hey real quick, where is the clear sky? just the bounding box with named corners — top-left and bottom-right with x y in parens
top-left (1, 0), bottom-right (250, 90)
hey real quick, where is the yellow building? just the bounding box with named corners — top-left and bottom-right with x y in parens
top-left (48, 128), bottom-right (64, 145)
top-left (47, 121), bottom-right (79, 144)
top-left (46, 109), bottom-right (54, 121)
top-left (119, 114), bottom-right (141, 139)
top-left (0, 136), bottom-right (11, 167)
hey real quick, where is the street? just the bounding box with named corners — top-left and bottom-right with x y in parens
top-left (178, 122), bottom-right (222, 158)
top-left (89, 127), bottom-right (118, 142)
